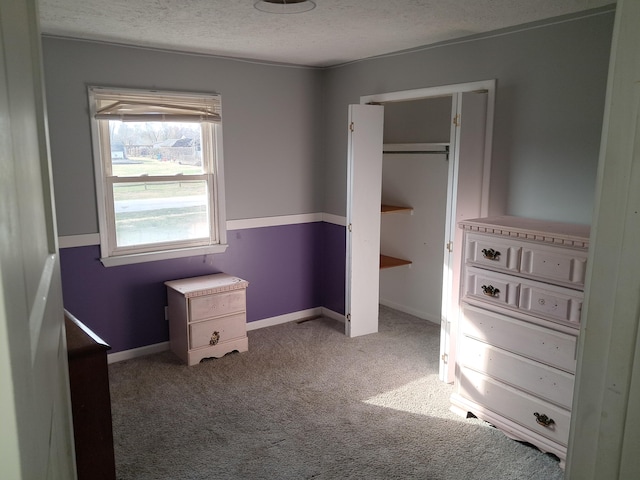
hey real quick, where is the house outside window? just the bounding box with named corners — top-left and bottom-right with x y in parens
top-left (88, 87), bottom-right (227, 266)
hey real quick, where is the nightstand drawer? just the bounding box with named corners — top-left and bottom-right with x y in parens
top-left (459, 367), bottom-right (571, 446)
top-left (189, 290), bottom-right (246, 322)
top-left (460, 337), bottom-right (575, 409)
top-left (189, 313), bottom-right (247, 350)
top-left (462, 305), bottom-right (578, 372)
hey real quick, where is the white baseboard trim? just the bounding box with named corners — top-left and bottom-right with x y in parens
top-left (246, 308), bottom-right (322, 330)
top-left (321, 307), bottom-right (346, 323)
top-left (379, 298), bottom-right (441, 325)
top-left (107, 307), bottom-right (344, 363)
top-left (107, 341), bottom-right (170, 364)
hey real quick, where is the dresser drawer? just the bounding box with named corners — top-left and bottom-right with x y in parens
top-left (460, 337), bottom-right (575, 409)
top-left (189, 290), bottom-right (246, 322)
top-left (521, 244), bottom-right (588, 288)
top-left (519, 281), bottom-right (583, 325)
top-left (462, 305), bottom-right (578, 372)
top-left (459, 366), bottom-right (571, 446)
top-left (465, 233), bottom-right (521, 272)
top-left (189, 313), bottom-right (246, 350)
top-left (465, 267), bottom-right (583, 327)
top-left (464, 267), bottom-right (520, 309)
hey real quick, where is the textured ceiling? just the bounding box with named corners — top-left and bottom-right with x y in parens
top-left (38, 0), bottom-right (615, 67)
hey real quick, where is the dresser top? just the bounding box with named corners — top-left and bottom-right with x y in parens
top-left (165, 273), bottom-right (248, 297)
top-left (459, 216), bottom-right (591, 249)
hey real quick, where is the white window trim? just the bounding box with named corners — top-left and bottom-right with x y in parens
top-left (88, 86), bottom-right (228, 267)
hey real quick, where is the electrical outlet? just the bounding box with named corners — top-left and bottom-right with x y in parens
top-left (164, 306), bottom-right (168, 321)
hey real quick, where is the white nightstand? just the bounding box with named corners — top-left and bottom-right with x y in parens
top-left (165, 273), bottom-right (249, 366)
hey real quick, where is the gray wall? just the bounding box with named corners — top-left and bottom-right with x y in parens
top-left (322, 8), bottom-right (614, 224)
top-left (42, 37), bottom-right (324, 236)
top-left (383, 96), bottom-right (452, 144)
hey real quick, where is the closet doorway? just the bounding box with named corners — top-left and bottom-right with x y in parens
top-left (346, 80), bottom-right (495, 383)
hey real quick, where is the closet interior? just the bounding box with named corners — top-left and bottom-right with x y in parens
top-left (379, 96), bottom-right (452, 324)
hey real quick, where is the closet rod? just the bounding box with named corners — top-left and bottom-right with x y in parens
top-left (382, 150), bottom-right (448, 155)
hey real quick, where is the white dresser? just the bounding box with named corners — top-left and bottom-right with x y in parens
top-left (165, 273), bottom-right (249, 366)
top-left (450, 216), bottom-right (590, 466)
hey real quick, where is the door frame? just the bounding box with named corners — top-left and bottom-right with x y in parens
top-left (359, 80), bottom-right (495, 383)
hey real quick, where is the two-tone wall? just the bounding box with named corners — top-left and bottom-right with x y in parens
top-left (42, 38), bottom-right (343, 355)
top-left (42, 7), bottom-right (615, 355)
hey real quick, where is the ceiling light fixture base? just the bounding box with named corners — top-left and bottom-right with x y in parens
top-left (254, 0), bottom-right (316, 14)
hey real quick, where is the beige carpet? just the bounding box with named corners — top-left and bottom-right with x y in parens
top-left (108, 306), bottom-right (564, 479)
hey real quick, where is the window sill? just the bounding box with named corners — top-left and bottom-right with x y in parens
top-left (100, 244), bottom-right (229, 267)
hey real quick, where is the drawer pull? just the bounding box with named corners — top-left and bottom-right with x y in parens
top-left (481, 285), bottom-right (500, 297)
top-left (210, 331), bottom-right (220, 346)
top-left (481, 248), bottom-right (501, 261)
top-left (534, 412), bottom-right (555, 428)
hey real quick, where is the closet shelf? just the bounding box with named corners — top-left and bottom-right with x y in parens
top-left (381, 204), bottom-right (413, 214)
top-left (380, 254), bottom-right (412, 270)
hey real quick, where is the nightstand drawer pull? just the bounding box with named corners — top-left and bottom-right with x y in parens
top-left (481, 285), bottom-right (500, 297)
top-left (534, 412), bottom-right (555, 428)
top-left (481, 248), bottom-right (501, 260)
top-left (210, 331), bottom-right (220, 345)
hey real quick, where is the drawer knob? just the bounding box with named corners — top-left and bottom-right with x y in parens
top-left (481, 285), bottom-right (500, 297)
top-left (534, 412), bottom-right (555, 428)
top-left (210, 331), bottom-right (220, 346)
top-left (481, 248), bottom-right (501, 261)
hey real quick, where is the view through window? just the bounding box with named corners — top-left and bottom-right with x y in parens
top-left (109, 121), bottom-right (207, 246)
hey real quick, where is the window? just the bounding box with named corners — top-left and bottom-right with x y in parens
top-left (88, 87), bottom-right (227, 266)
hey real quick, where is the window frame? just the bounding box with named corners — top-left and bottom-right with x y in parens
top-left (88, 86), bottom-right (228, 267)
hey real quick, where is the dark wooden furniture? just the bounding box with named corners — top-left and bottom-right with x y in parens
top-left (65, 312), bottom-right (116, 480)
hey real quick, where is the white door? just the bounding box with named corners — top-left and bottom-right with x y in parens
top-left (345, 104), bottom-right (385, 337)
top-left (566, 0), bottom-right (640, 478)
top-left (0, 0), bottom-right (76, 478)
top-left (439, 91), bottom-right (488, 382)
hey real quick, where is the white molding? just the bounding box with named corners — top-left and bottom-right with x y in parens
top-left (245, 308), bottom-right (322, 330)
top-left (59, 213), bottom-right (348, 248)
top-left (321, 212), bottom-right (347, 226)
top-left (330, 6), bottom-right (615, 70)
top-left (58, 233), bottom-right (101, 249)
top-left (227, 213), bottom-right (322, 231)
top-left (101, 243), bottom-right (229, 267)
top-left (360, 79), bottom-right (495, 105)
top-left (379, 298), bottom-right (441, 325)
top-left (107, 341), bottom-right (170, 364)
top-left (320, 307), bottom-right (345, 323)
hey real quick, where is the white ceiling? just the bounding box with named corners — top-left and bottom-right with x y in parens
top-left (38, 0), bottom-right (615, 68)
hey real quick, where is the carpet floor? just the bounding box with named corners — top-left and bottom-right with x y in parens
top-left (108, 306), bottom-right (565, 479)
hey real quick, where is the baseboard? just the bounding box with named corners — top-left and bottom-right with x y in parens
top-left (246, 308), bottom-right (323, 330)
top-left (379, 298), bottom-right (441, 325)
top-left (321, 307), bottom-right (345, 323)
top-left (107, 341), bottom-right (170, 364)
top-left (108, 307), bottom-right (339, 363)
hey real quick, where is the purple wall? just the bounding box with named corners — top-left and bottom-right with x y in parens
top-left (60, 222), bottom-right (346, 353)
top-left (319, 222), bottom-right (346, 314)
